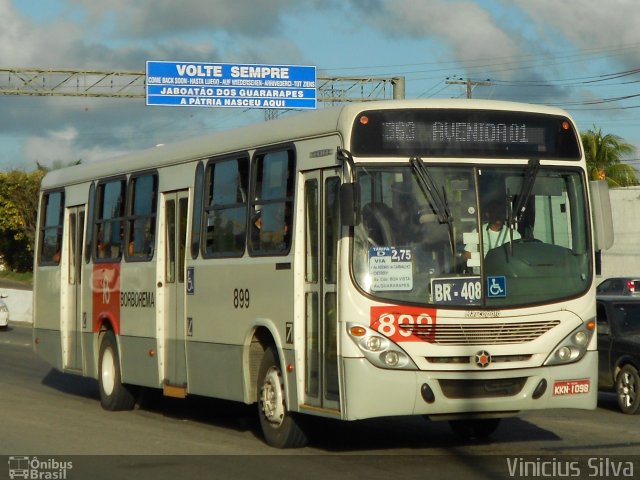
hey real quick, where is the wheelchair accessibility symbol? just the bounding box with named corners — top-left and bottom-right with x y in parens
top-left (486, 276), bottom-right (507, 298)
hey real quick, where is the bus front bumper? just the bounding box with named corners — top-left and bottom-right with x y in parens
top-left (340, 350), bottom-right (597, 420)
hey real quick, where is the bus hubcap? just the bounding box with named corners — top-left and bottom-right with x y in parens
top-left (101, 348), bottom-right (116, 396)
top-left (261, 366), bottom-right (285, 426)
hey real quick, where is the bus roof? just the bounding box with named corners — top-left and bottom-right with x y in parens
top-left (40, 98), bottom-right (575, 190)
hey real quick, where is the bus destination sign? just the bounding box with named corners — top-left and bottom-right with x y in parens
top-left (146, 61), bottom-right (317, 110)
top-left (351, 109), bottom-right (581, 159)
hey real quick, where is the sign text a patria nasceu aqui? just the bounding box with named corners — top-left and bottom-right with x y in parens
top-left (146, 61), bottom-right (317, 110)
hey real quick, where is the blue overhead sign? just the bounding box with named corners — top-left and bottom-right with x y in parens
top-left (146, 61), bottom-right (317, 109)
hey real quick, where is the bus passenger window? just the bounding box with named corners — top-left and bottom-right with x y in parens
top-left (94, 179), bottom-right (125, 261)
top-left (126, 173), bottom-right (157, 260)
top-left (250, 148), bottom-right (295, 256)
top-left (39, 190), bottom-right (65, 265)
top-left (204, 156), bottom-right (249, 258)
top-left (191, 162), bottom-right (204, 259)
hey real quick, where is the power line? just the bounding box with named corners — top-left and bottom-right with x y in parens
top-left (320, 41), bottom-right (640, 75)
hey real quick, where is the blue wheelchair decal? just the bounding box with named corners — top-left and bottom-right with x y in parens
top-left (486, 276), bottom-right (507, 298)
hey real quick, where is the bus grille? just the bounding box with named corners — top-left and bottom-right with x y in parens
top-left (400, 320), bottom-right (560, 345)
top-left (439, 378), bottom-right (527, 399)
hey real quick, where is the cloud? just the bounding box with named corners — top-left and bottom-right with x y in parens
top-left (512, 0), bottom-right (640, 47)
top-left (23, 129), bottom-right (132, 168)
top-left (66, 0), bottom-right (298, 37)
top-left (0, 0), bottom-right (316, 170)
top-left (348, 0), bottom-right (522, 67)
top-left (0, 1), bottom-right (81, 67)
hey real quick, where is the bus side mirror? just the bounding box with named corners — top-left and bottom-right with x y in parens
top-left (590, 180), bottom-right (614, 251)
top-left (340, 183), bottom-right (360, 227)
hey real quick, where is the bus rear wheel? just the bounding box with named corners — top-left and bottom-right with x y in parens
top-left (448, 418), bottom-right (500, 441)
top-left (98, 330), bottom-right (137, 411)
top-left (257, 346), bottom-right (308, 448)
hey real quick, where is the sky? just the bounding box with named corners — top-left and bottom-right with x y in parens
top-left (2, 0), bottom-right (640, 171)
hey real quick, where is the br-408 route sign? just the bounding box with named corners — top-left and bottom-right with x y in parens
top-left (146, 61), bottom-right (317, 109)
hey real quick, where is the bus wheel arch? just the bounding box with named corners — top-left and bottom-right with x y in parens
top-left (246, 326), bottom-right (275, 403)
top-left (97, 328), bottom-right (137, 411)
top-left (257, 345), bottom-right (308, 448)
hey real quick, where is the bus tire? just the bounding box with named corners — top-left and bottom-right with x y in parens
top-left (257, 346), bottom-right (308, 448)
top-left (98, 330), bottom-right (137, 411)
top-left (616, 364), bottom-right (640, 414)
top-left (448, 418), bottom-right (500, 441)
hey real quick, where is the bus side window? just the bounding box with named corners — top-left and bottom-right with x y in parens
top-left (191, 162), bottom-right (204, 259)
top-left (94, 178), bottom-right (126, 261)
top-left (126, 173), bottom-right (157, 260)
top-left (39, 190), bottom-right (65, 265)
top-left (250, 147), bottom-right (295, 255)
top-left (204, 155), bottom-right (249, 258)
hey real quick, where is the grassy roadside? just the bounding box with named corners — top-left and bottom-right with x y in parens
top-left (0, 270), bottom-right (33, 288)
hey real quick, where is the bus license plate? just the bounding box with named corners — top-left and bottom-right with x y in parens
top-left (553, 379), bottom-right (590, 396)
top-left (430, 277), bottom-right (482, 306)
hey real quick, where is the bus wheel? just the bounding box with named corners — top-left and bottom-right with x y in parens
top-left (257, 347), bottom-right (308, 448)
top-left (616, 364), bottom-right (640, 414)
top-left (449, 418), bottom-right (500, 441)
top-left (98, 330), bottom-right (137, 411)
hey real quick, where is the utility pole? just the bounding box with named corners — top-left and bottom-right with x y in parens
top-left (445, 77), bottom-right (491, 99)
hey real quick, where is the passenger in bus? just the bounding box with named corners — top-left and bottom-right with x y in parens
top-left (251, 210), bottom-right (263, 248)
top-left (463, 203), bottom-right (520, 260)
top-left (97, 241), bottom-right (109, 258)
top-left (128, 222), bottom-right (154, 258)
top-left (251, 207), bottom-right (290, 252)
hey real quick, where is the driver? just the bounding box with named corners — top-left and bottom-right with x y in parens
top-left (464, 204), bottom-right (521, 259)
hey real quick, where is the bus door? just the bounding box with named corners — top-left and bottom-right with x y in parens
top-left (63, 206), bottom-right (85, 371)
top-left (162, 190), bottom-right (189, 393)
top-left (302, 169), bottom-right (341, 412)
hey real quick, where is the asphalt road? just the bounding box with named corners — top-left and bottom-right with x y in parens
top-left (0, 278), bottom-right (31, 291)
top-left (2, 325), bottom-right (640, 480)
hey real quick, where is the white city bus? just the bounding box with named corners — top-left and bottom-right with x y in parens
top-left (33, 99), bottom-right (612, 448)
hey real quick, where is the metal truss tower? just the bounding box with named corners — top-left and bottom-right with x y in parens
top-left (0, 67), bottom-right (405, 119)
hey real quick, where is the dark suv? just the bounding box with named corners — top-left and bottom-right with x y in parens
top-left (596, 277), bottom-right (640, 295)
top-left (597, 295), bottom-right (640, 414)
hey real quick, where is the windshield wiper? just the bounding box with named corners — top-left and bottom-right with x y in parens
top-left (410, 157), bottom-right (453, 225)
top-left (508, 158), bottom-right (540, 233)
top-left (410, 157), bottom-right (455, 253)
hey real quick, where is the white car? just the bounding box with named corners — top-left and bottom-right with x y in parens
top-left (0, 294), bottom-right (9, 329)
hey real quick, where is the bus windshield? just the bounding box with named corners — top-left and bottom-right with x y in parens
top-left (352, 163), bottom-right (590, 308)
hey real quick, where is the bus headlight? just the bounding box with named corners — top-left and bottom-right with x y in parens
top-left (544, 320), bottom-right (595, 366)
top-left (382, 351), bottom-right (400, 367)
top-left (363, 335), bottom-right (386, 352)
top-left (348, 323), bottom-right (417, 370)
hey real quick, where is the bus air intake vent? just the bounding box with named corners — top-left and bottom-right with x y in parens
top-left (439, 378), bottom-right (527, 399)
top-left (400, 320), bottom-right (560, 345)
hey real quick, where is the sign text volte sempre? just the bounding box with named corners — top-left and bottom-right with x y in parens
top-left (146, 61), bottom-right (317, 109)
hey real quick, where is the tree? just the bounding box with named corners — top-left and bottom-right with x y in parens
top-left (581, 126), bottom-right (638, 187)
top-left (0, 169), bottom-right (45, 272)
